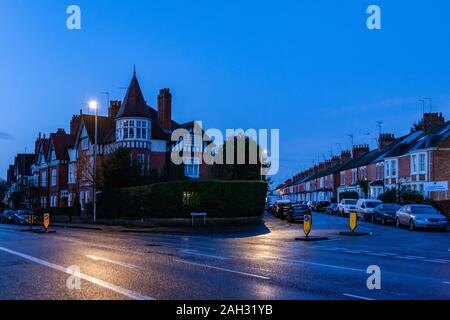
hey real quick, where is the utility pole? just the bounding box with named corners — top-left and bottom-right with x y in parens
top-left (424, 97), bottom-right (432, 113)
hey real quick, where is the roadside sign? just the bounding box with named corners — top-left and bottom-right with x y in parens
top-left (349, 211), bottom-right (358, 232)
top-left (43, 213), bottom-right (50, 230)
top-left (424, 181), bottom-right (448, 192)
top-left (303, 214), bottom-right (312, 237)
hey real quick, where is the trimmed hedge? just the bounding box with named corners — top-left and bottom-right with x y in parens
top-left (98, 180), bottom-right (268, 219)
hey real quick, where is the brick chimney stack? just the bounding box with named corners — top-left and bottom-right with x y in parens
top-left (423, 112), bottom-right (445, 132)
top-left (378, 133), bottom-right (395, 149)
top-left (56, 128), bottom-right (66, 135)
top-left (331, 155), bottom-right (341, 166)
top-left (352, 144), bottom-right (370, 159)
top-left (109, 100), bottom-right (122, 118)
top-left (70, 115), bottom-right (81, 136)
top-left (34, 133), bottom-right (42, 155)
top-left (158, 88), bottom-right (172, 130)
top-left (340, 150), bottom-right (351, 163)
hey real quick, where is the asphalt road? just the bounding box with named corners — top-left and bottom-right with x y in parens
top-left (0, 212), bottom-right (449, 300)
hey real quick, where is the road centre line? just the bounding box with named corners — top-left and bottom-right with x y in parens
top-left (343, 293), bottom-right (375, 300)
top-left (443, 281), bottom-right (450, 285)
top-left (174, 259), bottom-right (270, 280)
top-left (0, 247), bottom-right (154, 300)
top-left (85, 255), bottom-right (141, 269)
top-left (176, 249), bottom-right (228, 260)
top-left (262, 256), bottom-right (365, 272)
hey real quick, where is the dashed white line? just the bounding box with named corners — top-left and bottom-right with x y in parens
top-left (262, 256), bottom-right (365, 272)
top-left (443, 281), bottom-right (450, 285)
top-left (368, 253), bottom-right (389, 257)
top-left (85, 255), bottom-right (141, 269)
top-left (177, 249), bottom-right (228, 261)
top-left (343, 293), bottom-right (375, 300)
top-left (424, 259), bottom-right (448, 264)
top-left (0, 247), bottom-right (154, 300)
top-left (175, 259), bottom-right (270, 280)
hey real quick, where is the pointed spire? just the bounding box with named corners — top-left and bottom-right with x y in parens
top-left (115, 70), bottom-right (151, 119)
top-left (133, 64), bottom-right (136, 77)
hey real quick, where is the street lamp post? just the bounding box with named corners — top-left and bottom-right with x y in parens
top-left (89, 100), bottom-right (99, 223)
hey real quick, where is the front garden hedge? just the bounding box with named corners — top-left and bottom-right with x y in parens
top-left (98, 180), bottom-right (268, 219)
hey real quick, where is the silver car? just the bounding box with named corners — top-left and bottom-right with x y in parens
top-left (395, 205), bottom-right (448, 231)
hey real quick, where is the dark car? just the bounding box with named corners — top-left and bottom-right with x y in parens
top-left (1, 210), bottom-right (17, 224)
top-left (371, 203), bottom-right (401, 224)
top-left (326, 203), bottom-right (339, 215)
top-left (274, 200), bottom-right (292, 219)
top-left (13, 210), bottom-right (35, 225)
top-left (286, 204), bottom-right (311, 223)
top-left (313, 201), bottom-right (331, 212)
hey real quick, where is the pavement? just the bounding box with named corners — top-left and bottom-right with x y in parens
top-left (0, 212), bottom-right (449, 300)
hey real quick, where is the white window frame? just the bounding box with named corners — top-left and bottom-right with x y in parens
top-left (51, 169), bottom-right (57, 186)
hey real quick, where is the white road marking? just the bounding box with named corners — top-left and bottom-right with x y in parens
top-left (176, 249), bottom-right (228, 261)
top-left (263, 256), bottom-right (365, 272)
top-left (396, 256), bottom-right (424, 260)
top-left (424, 259), bottom-right (448, 264)
top-left (0, 247), bottom-right (154, 300)
top-left (174, 259), bottom-right (270, 280)
top-left (343, 293), bottom-right (375, 300)
top-left (443, 281), bottom-right (450, 285)
top-left (379, 252), bottom-right (398, 256)
top-left (368, 253), bottom-right (389, 257)
top-left (85, 255), bottom-right (141, 269)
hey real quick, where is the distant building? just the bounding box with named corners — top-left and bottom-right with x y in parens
top-left (278, 113), bottom-right (450, 202)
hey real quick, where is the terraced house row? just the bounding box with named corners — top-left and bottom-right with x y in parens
top-left (277, 112), bottom-right (450, 202)
top-left (4, 70), bottom-right (209, 209)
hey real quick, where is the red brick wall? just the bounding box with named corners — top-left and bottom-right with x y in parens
top-left (398, 155), bottom-right (410, 179)
top-left (367, 163), bottom-right (378, 181)
top-left (151, 152), bottom-right (166, 175)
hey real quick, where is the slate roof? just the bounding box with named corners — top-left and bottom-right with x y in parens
top-left (116, 72), bottom-right (153, 119)
top-left (49, 132), bottom-right (75, 160)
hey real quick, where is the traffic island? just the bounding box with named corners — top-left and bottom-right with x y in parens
top-left (295, 236), bottom-right (329, 242)
top-left (339, 231), bottom-right (371, 236)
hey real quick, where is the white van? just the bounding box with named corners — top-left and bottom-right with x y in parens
top-left (356, 199), bottom-right (383, 220)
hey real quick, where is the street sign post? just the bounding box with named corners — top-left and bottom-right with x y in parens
top-left (43, 213), bottom-right (50, 232)
top-left (29, 214), bottom-right (34, 231)
top-left (349, 211), bottom-right (358, 232)
top-left (303, 214), bottom-right (312, 237)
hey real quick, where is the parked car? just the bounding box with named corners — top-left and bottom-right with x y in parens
top-left (338, 199), bottom-right (358, 217)
top-left (326, 203), bottom-right (339, 215)
top-left (395, 205), bottom-right (448, 231)
top-left (274, 200), bottom-right (292, 219)
top-left (286, 204), bottom-right (311, 223)
top-left (1, 210), bottom-right (17, 224)
top-left (371, 203), bottom-right (402, 224)
top-left (356, 199), bottom-right (383, 221)
top-left (266, 195), bottom-right (281, 213)
top-left (313, 201), bottom-right (331, 212)
top-left (13, 210), bottom-right (35, 225)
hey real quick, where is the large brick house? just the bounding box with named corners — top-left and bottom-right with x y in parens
top-left (278, 113), bottom-right (450, 202)
top-left (6, 70), bottom-right (210, 210)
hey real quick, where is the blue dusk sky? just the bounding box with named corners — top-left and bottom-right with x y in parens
top-left (0, 0), bottom-right (449, 186)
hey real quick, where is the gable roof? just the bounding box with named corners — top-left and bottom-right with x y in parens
top-left (48, 132), bottom-right (75, 161)
top-left (80, 115), bottom-right (116, 144)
